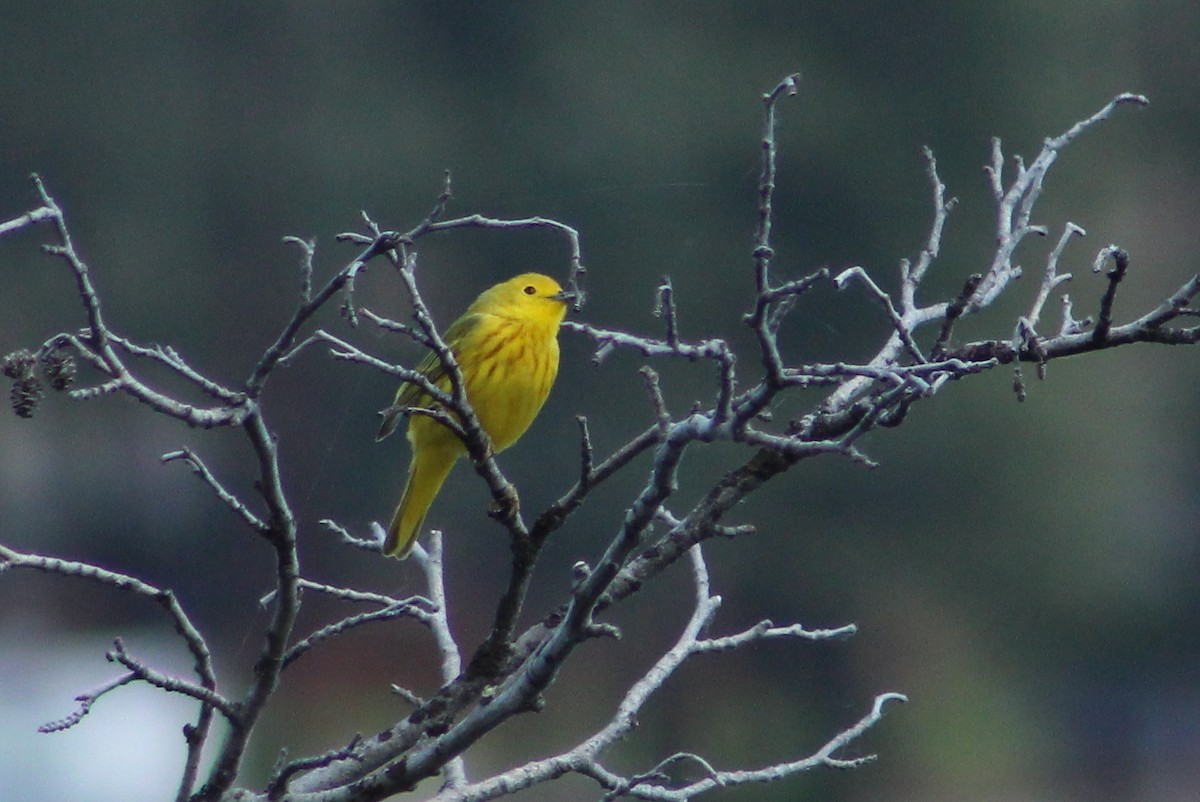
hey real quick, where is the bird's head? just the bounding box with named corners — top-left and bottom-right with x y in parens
top-left (480, 272), bottom-right (579, 325)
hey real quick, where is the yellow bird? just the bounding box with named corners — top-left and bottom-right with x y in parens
top-left (377, 272), bottom-right (574, 558)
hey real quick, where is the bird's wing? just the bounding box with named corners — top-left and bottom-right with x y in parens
top-left (376, 313), bottom-right (483, 440)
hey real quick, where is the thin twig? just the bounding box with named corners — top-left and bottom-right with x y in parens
top-left (162, 448), bottom-right (268, 533)
top-left (832, 266), bottom-right (926, 363)
top-left (38, 673), bottom-right (136, 733)
top-left (412, 531), bottom-right (468, 789)
top-left (283, 601), bottom-right (433, 670)
top-left (1093, 245), bottom-right (1130, 342)
top-left (1025, 223), bottom-right (1085, 331)
top-left (107, 638), bottom-right (237, 720)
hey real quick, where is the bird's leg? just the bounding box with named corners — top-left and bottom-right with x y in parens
top-left (486, 483), bottom-right (521, 524)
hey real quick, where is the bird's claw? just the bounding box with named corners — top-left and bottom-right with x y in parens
top-left (487, 485), bottom-right (521, 522)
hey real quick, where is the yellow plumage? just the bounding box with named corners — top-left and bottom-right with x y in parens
top-left (377, 273), bottom-right (572, 558)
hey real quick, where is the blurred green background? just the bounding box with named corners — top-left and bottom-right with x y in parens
top-left (2, 3), bottom-right (1199, 801)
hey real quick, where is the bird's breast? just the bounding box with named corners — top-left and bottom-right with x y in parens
top-left (461, 318), bottom-right (560, 451)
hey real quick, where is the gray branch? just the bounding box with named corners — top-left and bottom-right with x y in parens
top-left (2, 79), bottom-right (1192, 802)
top-left (413, 546), bottom-right (903, 802)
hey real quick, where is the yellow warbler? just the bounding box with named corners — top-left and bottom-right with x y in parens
top-left (377, 272), bottom-right (573, 558)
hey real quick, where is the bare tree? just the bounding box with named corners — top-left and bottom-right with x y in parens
top-left (2, 75), bottom-right (1195, 801)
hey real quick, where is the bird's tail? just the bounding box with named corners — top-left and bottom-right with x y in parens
top-left (384, 446), bottom-right (458, 558)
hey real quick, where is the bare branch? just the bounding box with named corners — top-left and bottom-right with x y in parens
top-left (421, 546), bottom-right (900, 802)
top-left (412, 531), bottom-right (464, 685)
top-left (930, 273), bottom-right (983, 358)
top-left (692, 619), bottom-right (858, 654)
top-left (754, 73), bottom-right (802, 297)
top-left (18, 177), bottom-right (249, 430)
top-left (902, 145), bottom-right (957, 306)
top-left (411, 531), bottom-right (468, 789)
top-left (575, 415), bottom-right (595, 488)
top-left (822, 93), bottom-right (1148, 414)
top-left (563, 321), bottom-right (731, 366)
top-left (832, 266), bottom-right (926, 364)
top-left (244, 230), bottom-right (395, 393)
top-left (38, 673), bottom-right (136, 733)
top-left (655, 277), bottom-right (680, 349)
top-left (413, 212), bottom-right (586, 307)
top-left (107, 638), bottom-right (238, 721)
top-left (3, 80), bottom-right (1189, 802)
top-left (318, 519), bottom-right (387, 553)
top-left (268, 735), bottom-right (364, 801)
top-left (0, 200), bottom-right (57, 236)
top-left (1093, 246), bottom-right (1130, 342)
top-left (293, 578), bottom-right (416, 608)
top-left (974, 94), bottom-right (1148, 311)
top-left (1024, 222), bottom-right (1086, 332)
top-left (640, 366), bottom-right (670, 432)
top-left (282, 235), bottom-right (317, 304)
top-left (108, 335), bottom-right (243, 403)
top-left (359, 306), bottom-right (433, 346)
top-left (282, 601), bottom-right (433, 670)
top-left (162, 447), bottom-right (269, 533)
top-left (0, 546), bottom-right (219, 710)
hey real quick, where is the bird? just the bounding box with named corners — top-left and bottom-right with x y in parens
top-left (376, 272), bottom-right (574, 558)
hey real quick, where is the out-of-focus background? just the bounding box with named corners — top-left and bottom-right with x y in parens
top-left (2, 4), bottom-right (1199, 801)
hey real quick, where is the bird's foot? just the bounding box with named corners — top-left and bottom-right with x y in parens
top-left (487, 484), bottom-right (520, 523)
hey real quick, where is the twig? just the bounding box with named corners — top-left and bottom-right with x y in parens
top-left (268, 735), bottom-right (363, 801)
top-left (640, 367), bottom-right (670, 432)
top-left (754, 73), bottom-right (802, 296)
top-left (656, 277), bottom-right (680, 348)
top-left (1093, 245), bottom-right (1129, 342)
top-left (416, 213), bottom-right (586, 308)
top-left (412, 531), bottom-right (464, 685)
top-left (0, 545), bottom-right (221, 755)
top-left (420, 546), bottom-right (901, 802)
top-left (750, 267), bottom-right (829, 346)
top-left (244, 227), bottom-right (389, 394)
top-left (105, 638), bottom-right (237, 720)
top-left (162, 448), bottom-right (268, 533)
top-left (360, 307), bottom-right (433, 346)
top-left (693, 619), bottom-right (858, 653)
top-left (973, 93), bottom-right (1148, 311)
top-left (293, 577), bottom-right (419, 608)
top-left (902, 145), bottom-right (957, 309)
top-left (108, 335), bottom-right (243, 403)
top-left (1058, 294), bottom-right (1091, 337)
top-left (0, 201), bottom-right (57, 236)
top-left (823, 93), bottom-right (1148, 414)
top-left (282, 235), bottom-right (317, 304)
top-left (832, 266), bottom-right (926, 363)
top-left (287, 328), bottom-right (457, 410)
top-left (576, 415), bottom-right (595, 488)
top-left (4, 81), bottom-right (1187, 802)
top-left (533, 424), bottom-right (663, 540)
top-left (38, 673), bottom-right (136, 733)
top-left (283, 601), bottom-right (433, 670)
top-left (562, 321), bottom-right (731, 366)
top-left (1025, 223), bottom-right (1085, 331)
top-left (412, 531), bottom-right (468, 789)
top-left (25, 176), bottom-right (248, 430)
top-left (930, 273), bottom-right (983, 358)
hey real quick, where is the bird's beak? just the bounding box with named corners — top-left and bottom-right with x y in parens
top-left (553, 288), bottom-right (584, 311)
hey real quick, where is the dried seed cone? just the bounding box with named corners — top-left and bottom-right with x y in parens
top-left (42, 350), bottom-right (77, 391)
top-left (2, 349), bottom-right (36, 380)
top-left (12, 374), bottom-right (44, 418)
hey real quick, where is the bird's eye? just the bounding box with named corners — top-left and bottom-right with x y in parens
top-left (523, 285), bottom-right (536, 295)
